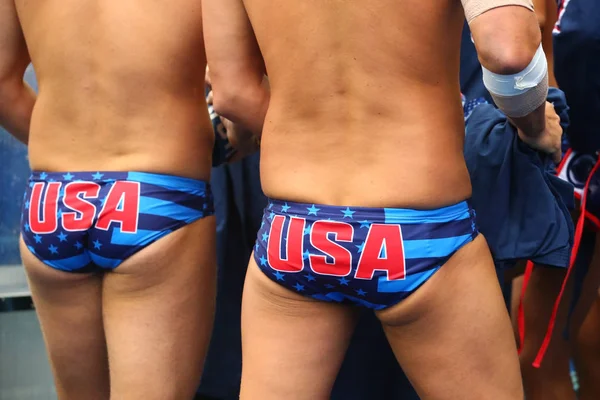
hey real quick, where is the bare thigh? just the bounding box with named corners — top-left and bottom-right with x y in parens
top-left (20, 238), bottom-right (109, 400)
top-left (239, 257), bottom-right (359, 400)
top-left (376, 235), bottom-right (523, 400)
top-left (512, 267), bottom-right (575, 400)
top-left (102, 216), bottom-right (217, 400)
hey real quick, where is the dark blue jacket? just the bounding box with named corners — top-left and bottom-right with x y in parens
top-left (554, 0), bottom-right (600, 152)
top-left (464, 88), bottom-right (575, 269)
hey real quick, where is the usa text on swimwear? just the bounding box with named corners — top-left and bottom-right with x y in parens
top-left (29, 181), bottom-right (140, 234)
top-left (267, 216), bottom-right (406, 281)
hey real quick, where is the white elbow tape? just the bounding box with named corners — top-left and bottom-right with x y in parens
top-left (482, 44), bottom-right (548, 117)
top-left (461, 0), bottom-right (534, 23)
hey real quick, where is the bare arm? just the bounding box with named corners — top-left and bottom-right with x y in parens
top-left (465, 2), bottom-right (562, 162)
top-left (507, 0), bottom-right (558, 145)
top-left (0, 0), bottom-right (35, 145)
top-left (466, 4), bottom-right (546, 140)
top-left (202, 0), bottom-right (269, 137)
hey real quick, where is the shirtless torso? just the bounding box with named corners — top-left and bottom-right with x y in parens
top-left (19, 0), bottom-right (213, 178)
top-left (254, 0), bottom-right (469, 208)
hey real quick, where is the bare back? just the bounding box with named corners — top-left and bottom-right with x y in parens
top-left (246, 0), bottom-right (469, 208)
top-left (16, 0), bottom-right (212, 180)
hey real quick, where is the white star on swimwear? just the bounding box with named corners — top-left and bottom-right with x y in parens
top-left (359, 220), bottom-right (370, 228)
top-left (92, 172), bottom-right (104, 180)
top-left (293, 283), bottom-right (305, 292)
top-left (281, 203), bottom-right (291, 213)
top-left (93, 240), bottom-right (102, 250)
top-left (34, 235), bottom-right (42, 244)
top-left (48, 244), bottom-right (59, 255)
top-left (63, 172), bottom-right (74, 180)
top-left (57, 232), bottom-right (68, 242)
top-left (339, 277), bottom-right (350, 286)
top-left (39, 172), bottom-right (48, 180)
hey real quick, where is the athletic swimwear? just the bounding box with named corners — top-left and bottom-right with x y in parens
top-left (253, 199), bottom-right (478, 310)
top-left (21, 171), bottom-right (214, 273)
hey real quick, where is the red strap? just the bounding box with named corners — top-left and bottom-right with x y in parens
top-left (556, 148), bottom-right (572, 175)
top-left (530, 157), bottom-right (600, 367)
top-left (517, 261), bottom-right (535, 354)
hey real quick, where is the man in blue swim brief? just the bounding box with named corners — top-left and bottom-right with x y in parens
top-left (204, 0), bottom-right (564, 398)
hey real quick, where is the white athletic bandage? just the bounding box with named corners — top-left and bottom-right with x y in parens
top-left (461, 0), bottom-right (534, 23)
top-left (482, 44), bottom-right (549, 117)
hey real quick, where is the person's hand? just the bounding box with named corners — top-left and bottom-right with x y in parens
top-left (221, 117), bottom-right (260, 157)
top-left (517, 101), bottom-right (563, 164)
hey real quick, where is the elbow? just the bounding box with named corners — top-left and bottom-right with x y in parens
top-left (474, 9), bottom-right (542, 74)
top-left (211, 88), bottom-right (244, 122)
top-left (212, 81), bottom-right (264, 123)
top-left (479, 45), bottom-right (540, 75)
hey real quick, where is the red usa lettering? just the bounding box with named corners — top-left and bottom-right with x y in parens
top-left (266, 216), bottom-right (406, 280)
top-left (29, 181), bottom-right (140, 234)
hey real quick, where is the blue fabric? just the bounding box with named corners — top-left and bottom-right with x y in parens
top-left (553, 0), bottom-right (600, 153)
top-left (460, 23), bottom-right (492, 103)
top-left (254, 199), bottom-right (477, 310)
top-left (464, 88), bottom-right (575, 269)
top-left (21, 171), bottom-right (213, 272)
